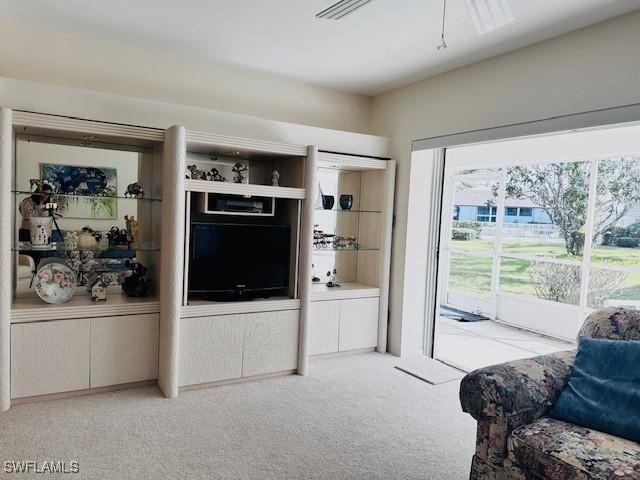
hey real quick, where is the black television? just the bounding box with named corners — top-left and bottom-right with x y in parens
top-left (189, 223), bottom-right (290, 300)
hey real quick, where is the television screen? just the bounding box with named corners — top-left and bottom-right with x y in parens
top-left (189, 223), bottom-right (290, 300)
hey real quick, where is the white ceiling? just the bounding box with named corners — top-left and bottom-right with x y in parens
top-left (2, 0), bottom-right (638, 95)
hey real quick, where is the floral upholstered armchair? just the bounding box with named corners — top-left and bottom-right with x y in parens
top-left (459, 307), bottom-right (640, 480)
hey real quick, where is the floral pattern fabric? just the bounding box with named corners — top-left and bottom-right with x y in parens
top-left (508, 417), bottom-right (640, 479)
top-left (460, 307), bottom-right (640, 480)
top-left (578, 307), bottom-right (640, 342)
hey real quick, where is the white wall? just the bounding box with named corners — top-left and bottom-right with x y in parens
top-left (371, 11), bottom-right (640, 356)
top-left (0, 19), bottom-right (371, 135)
top-left (0, 76), bottom-right (387, 159)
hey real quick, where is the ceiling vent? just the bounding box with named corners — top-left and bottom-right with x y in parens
top-left (315, 0), bottom-right (375, 20)
top-left (464, 0), bottom-right (514, 34)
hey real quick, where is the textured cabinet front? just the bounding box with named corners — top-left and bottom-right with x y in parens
top-left (179, 315), bottom-right (245, 386)
top-left (243, 310), bottom-right (299, 377)
top-left (90, 314), bottom-right (159, 388)
top-left (308, 301), bottom-right (340, 355)
top-left (11, 319), bottom-right (90, 398)
top-left (338, 297), bottom-right (379, 351)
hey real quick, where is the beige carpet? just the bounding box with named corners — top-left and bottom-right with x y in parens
top-left (0, 353), bottom-right (475, 479)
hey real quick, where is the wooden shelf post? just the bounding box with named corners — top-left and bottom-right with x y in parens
top-left (297, 146), bottom-right (318, 375)
top-left (159, 125), bottom-right (186, 398)
top-left (377, 160), bottom-right (396, 353)
top-left (0, 107), bottom-right (12, 411)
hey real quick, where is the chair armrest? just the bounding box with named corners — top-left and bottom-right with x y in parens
top-left (459, 350), bottom-right (575, 466)
top-left (460, 350), bottom-right (575, 421)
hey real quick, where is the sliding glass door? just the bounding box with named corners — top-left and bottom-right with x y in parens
top-left (441, 171), bottom-right (501, 315)
top-left (436, 123), bottom-right (640, 341)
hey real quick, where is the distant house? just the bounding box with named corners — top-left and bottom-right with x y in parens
top-left (453, 191), bottom-right (552, 224)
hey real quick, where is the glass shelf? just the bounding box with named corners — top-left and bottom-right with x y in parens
top-left (12, 190), bottom-right (162, 202)
top-left (313, 246), bottom-right (379, 252)
top-left (314, 208), bottom-right (382, 213)
top-left (13, 243), bottom-right (160, 253)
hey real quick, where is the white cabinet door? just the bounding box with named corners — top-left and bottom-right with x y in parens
top-left (179, 315), bottom-right (245, 386)
top-left (308, 300), bottom-right (340, 355)
top-left (11, 319), bottom-right (90, 398)
top-left (338, 297), bottom-right (379, 352)
top-left (243, 310), bottom-right (299, 377)
top-left (90, 314), bottom-right (159, 388)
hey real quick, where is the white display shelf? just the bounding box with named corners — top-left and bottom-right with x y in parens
top-left (181, 298), bottom-right (301, 318)
top-left (317, 152), bottom-right (389, 170)
top-left (186, 130), bottom-right (307, 157)
top-left (11, 295), bottom-right (160, 323)
top-left (184, 179), bottom-right (305, 200)
top-left (310, 282), bottom-right (380, 301)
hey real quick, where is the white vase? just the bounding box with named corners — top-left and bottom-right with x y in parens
top-left (28, 217), bottom-right (53, 247)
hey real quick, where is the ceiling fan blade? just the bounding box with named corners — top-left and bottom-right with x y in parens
top-left (316, 0), bottom-right (375, 20)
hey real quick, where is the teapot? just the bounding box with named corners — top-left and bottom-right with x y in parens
top-left (77, 227), bottom-right (99, 250)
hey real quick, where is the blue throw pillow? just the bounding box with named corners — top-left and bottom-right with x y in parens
top-left (549, 337), bottom-right (640, 443)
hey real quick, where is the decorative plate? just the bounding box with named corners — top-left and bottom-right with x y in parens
top-left (34, 262), bottom-right (77, 304)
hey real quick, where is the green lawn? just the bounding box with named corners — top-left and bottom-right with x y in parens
top-left (448, 240), bottom-right (640, 303)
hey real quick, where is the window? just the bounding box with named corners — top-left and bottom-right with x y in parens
top-left (453, 206), bottom-right (460, 220)
top-left (519, 207), bottom-right (532, 217)
top-left (505, 207), bottom-right (518, 216)
top-left (477, 206), bottom-right (497, 223)
top-left (477, 206), bottom-right (497, 215)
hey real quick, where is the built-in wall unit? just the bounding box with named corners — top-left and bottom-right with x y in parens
top-left (307, 153), bottom-right (395, 360)
top-left (178, 135), bottom-right (311, 388)
top-left (0, 109), bottom-right (170, 412)
top-left (0, 107), bottom-right (394, 411)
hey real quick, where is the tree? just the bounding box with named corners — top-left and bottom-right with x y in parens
top-left (504, 157), bottom-right (640, 256)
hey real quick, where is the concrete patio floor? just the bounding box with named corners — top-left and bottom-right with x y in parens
top-left (435, 316), bottom-right (575, 372)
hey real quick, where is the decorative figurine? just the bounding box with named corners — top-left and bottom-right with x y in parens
top-left (315, 183), bottom-right (324, 209)
top-left (77, 226), bottom-right (99, 250)
top-left (339, 194), bottom-right (354, 211)
top-left (122, 259), bottom-right (152, 297)
top-left (313, 227), bottom-right (335, 248)
top-left (322, 194), bottom-right (335, 210)
top-left (271, 169), bottom-right (280, 187)
top-left (333, 235), bottom-right (358, 249)
top-left (106, 226), bottom-right (133, 249)
top-left (187, 164), bottom-right (206, 180)
top-left (312, 263), bottom-right (320, 283)
top-left (125, 182), bottom-right (145, 198)
top-left (232, 162), bottom-right (248, 184)
top-left (29, 178), bottom-right (45, 192)
top-left (28, 217), bottom-right (54, 249)
top-left (326, 269), bottom-right (341, 288)
top-left (124, 215), bottom-right (140, 247)
top-left (206, 168), bottom-right (226, 182)
top-left (91, 275), bottom-right (108, 302)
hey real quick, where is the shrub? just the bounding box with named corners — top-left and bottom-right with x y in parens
top-left (453, 220), bottom-right (483, 237)
top-left (614, 237), bottom-right (640, 248)
top-left (528, 261), bottom-right (626, 308)
top-left (626, 222), bottom-right (640, 238)
top-left (602, 223), bottom-right (640, 246)
top-left (452, 227), bottom-right (476, 241)
top-left (529, 262), bottom-right (581, 305)
top-left (588, 270), bottom-right (628, 308)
